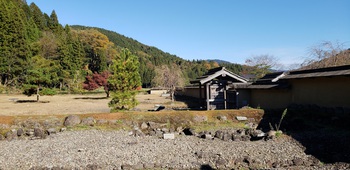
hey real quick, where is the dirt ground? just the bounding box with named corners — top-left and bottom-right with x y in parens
top-left (0, 93), bottom-right (187, 116)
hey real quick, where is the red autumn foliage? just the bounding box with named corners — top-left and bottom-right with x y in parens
top-left (83, 71), bottom-right (110, 97)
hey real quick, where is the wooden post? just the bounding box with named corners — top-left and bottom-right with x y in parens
top-left (199, 83), bottom-right (202, 105)
top-left (224, 85), bottom-right (227, 110)
top-left (206, 83), bottom-right (210, 110)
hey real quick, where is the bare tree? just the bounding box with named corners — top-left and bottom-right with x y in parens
top-left (245, 54), bottom-right (282, 78)
top-left (302, 40), bottom-right (346, 69)
top-left (152, 65), bottom-right (185, 101)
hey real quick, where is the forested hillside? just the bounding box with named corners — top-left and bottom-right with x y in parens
top-left (71, 25), bottom-right (245, 87)
top-left (0, 0), bottom-right (245, 94)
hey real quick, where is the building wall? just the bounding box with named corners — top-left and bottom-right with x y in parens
top-left (290, 76), bottom-right (350, 108)
top-left (150, 89), bottom-right (168, 95)
top-left (177, 87), bottom-right (204, 98)
top-left (249, 76), bottom-right (350, 109)
top-left (250, 89), bottom-right (291, 109)
top-left (179, 76), bottom-right (350, 109)
top-left (236, 89), bottom-right (251, 108)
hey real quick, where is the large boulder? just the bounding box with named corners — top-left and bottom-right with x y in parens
top-left (42, 119), bottom-right (61, 128)
top-left (81, 117), bottom-right (95, 126)
top-left (17, 128), bottom-right (24, 136)
top-left (63, 115), bottom-right (81, 127)
top-left (34, 128), bottom-right (46, 138)
top-left (5, 130), bottom-right (16, 141)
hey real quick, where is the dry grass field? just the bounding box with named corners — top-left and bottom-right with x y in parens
top-left (0, 93), bottom-right (186, 116)
top-left (0, 92), bottom-right (263, 127)
top-left (0, 93), bottom-right (189, 124)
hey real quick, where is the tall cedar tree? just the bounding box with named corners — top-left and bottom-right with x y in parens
top-left (0, 0), bottom-right (30, 86)
top-left (108, 49), bottom-right (141, 111)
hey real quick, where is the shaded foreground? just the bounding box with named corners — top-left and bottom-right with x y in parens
top-left (259, 107), bottom-right (350, 164)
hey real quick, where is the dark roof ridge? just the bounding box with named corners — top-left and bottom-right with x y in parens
top-left (290, 64), bottom-right (350, 75)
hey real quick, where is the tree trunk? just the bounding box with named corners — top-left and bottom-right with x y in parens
top-left (170, 86), bottom-right (175, 102)
top-left (36, 85), bottom-right (40, 102)
top-left (104, 86), bottom-right (109, 98)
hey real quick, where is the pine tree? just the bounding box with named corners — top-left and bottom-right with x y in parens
top-left (24, 55), bottom-right (61, 101)
top-left (108, 48), bottom-right (141, 111)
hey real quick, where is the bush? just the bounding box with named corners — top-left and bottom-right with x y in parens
top-left (40, 88), bottom-right (57, 96)
top-left (22, 84), bottom-right (37, 96)
top-left (0, 85), bottom-right (5, 93)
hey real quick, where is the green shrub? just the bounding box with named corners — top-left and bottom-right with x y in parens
top-left (0, 85), bottom-right (5, 93)
top-left (40, 88), bottom-right (57, 96)
top-left (22, 84), bottom-right (37, 96)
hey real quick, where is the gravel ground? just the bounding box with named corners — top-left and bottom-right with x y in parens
top-left (0, 129), bottom-right (330, 170)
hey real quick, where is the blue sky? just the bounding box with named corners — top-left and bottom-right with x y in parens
top-left (27, 0), bottom-right (350, 67)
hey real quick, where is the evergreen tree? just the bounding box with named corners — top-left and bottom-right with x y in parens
top-left (49, 10), bottom-right (59, 26)
top-left (29, 2), bottom-right (47, 30)
top-left (0, 0), bottom-right (30, 86)
top-left (23, 55), bottom-right (60, 101)
top-left (108, 48), bottom-right (141, 111)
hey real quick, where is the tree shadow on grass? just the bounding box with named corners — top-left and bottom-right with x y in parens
top-left (15, 100), bottom-right (50, 103)
top-left (258, 106), bottom-right (350, 164)
top-left (74, 97), bottom-right (109, 100)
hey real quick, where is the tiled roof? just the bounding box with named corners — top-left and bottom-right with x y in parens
top-left (245, 64), bottom-right (350, 89)
top-left (190, 67), bottom-right (248, 84)
top-left (282, 65), bottom-right (350, 79)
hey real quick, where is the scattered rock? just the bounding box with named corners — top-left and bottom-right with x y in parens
top-left (140, 122), bottom-right (148, 130)
top-left (176, 126), bottom-right (183, 133)
top-left (236, 116), bottom-right (248, 121)
top-left (63, 115), bottom-right (81, 127)
top-left (147, 121), bottom-right (158, 129)
top-left (5, 130), bottom-right (16, 141)
top-left (214, 130), bottom-right (224, 139)
top-left (17, 128), bottom-right (24, 136)
top-left (96, 119), bottom-right (108, 125)
top-left (193, 115), bottom-right (208, 123)
top-left (81, 117), bottom-right (95, 126)
top-left (217, 115), bottom-right (227, 121)
top-left (26, 129), bottom-right (34, 136)
top-left (121, 164), bottom-right (133, 170)
top-left (266, 130), bottom-right (276, 140)
top-left (0, 129), bottom-right (334, 169)
top-left (34, 128), bottom-right (46, 138)
top-left (60, 127), bottom-right (67, 132)
top-left (161, 127), bottom-right (169, 133)
top-left (143, 163), bottom-right (155, 169)
top-left (21, 119), bottom-right (41, 129)
top-left (42, 119), bottom-right (61, 128)
top-left (46, 128), bottom-right (57, 135)
top-left (292, 157), bottom-right (304, 166)
top-left (163, 133), bottom-right (175, 139)
top-left (85, 164), bottom-right (102, 170)
top-left (183, 128), bottom-right (196, 136)
top-left (199, 131), bottom-right (213, 140)
top-left (131, 126), bottom-right (145, 137)
top-left (216, 157), bottom-right (228, 169)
